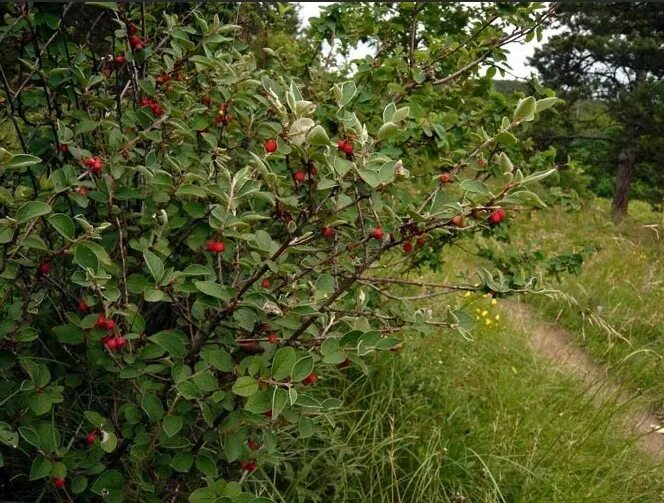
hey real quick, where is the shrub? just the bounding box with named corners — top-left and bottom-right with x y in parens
top-left (0, 4), bottom-right (561, 501)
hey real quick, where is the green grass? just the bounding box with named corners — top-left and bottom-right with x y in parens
top-left (512, 199), bottom-right (664, 408)
top-left (244, 198), bottom-right (664, 502)
top-left (249, 310), bottom-right (663, 502)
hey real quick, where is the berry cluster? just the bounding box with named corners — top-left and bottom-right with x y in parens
top-left (97, 315), bottom-right (126, 351)
top-left (206, 240), bottom-right (225, 253)
top-left (140, 97), bottom-right (163, 117)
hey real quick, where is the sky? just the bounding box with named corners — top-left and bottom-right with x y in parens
top-left (297, 2), bottom-right (548, 79)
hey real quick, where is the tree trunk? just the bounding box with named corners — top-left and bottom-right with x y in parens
top-left (611, 141), bottom-right (636, 221)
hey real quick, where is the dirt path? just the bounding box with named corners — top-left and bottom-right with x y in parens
top-left (506, 301), bottom-right (664, 460)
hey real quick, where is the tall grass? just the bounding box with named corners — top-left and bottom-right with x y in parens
top-left (246, 299), bottom-right (663, 501)
top-left (241, 198), bottom-right (664, 501)
top-left (512, 199), bottom-right (664, 407)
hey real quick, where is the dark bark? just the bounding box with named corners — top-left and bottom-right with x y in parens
top-left (611, 139), bottom-right (636, 220)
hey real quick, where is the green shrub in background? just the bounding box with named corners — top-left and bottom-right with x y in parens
top-left (0, 3), bottom-right (565, 501)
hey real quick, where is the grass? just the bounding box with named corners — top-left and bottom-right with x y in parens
top-left (250, 306), bottom-right (663, 501)
top-left (511, 199), bottom-right (664, 409)
top-left (243, 198), bottom-right (664, 502)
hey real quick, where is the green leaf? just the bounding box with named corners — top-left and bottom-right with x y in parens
top-left (195, 454), bottom-right (218, 478)
top-left (244, 390), bottom-right (272, 413)
top-left (306, 125), bottom-right (331, 146)
top-left (149, 330), bottom-right (187, 358)
top-left (271, 347), bottom-right (296, 380)
top-left (331, 156), bottom-right (352, 177)
top-left (513, 96), bottom-right (536, 122)
top-left (161, 415), bottom-right (183, 438)
top-left (201, 348), bottom-right (233, 372)
top-left (231, 376), bottom-right (258, 397)
top-left (53, 324), bottom-right (84, 345)
top-left (141, 394), bottom-right (164, 422)
top-left (377, 122), bottom-right (398, 140)
top-left (100, 431), bottom-right (117, 453)
top-left (193, 280), bottom-right (232, 301)
top-left (15, 201), bottom-right (52, 223)
top-left (48, 213), bottom-right (76, 241)
top-left (188, 487), bottom-right (219, 503)
top-left (521, 168), bottom-right (557, 185)
top-left (291, 355), bottom-right (314, 382)
top-left (29, 456), bottom-right (51, 480)
top-left (143, 249), bottom-right (165, 283)
top-left (498, 152), bottom-right (514, 172)
top-left (383, 103), bottom-right (396, 123)
top-left (5, 153), bottom-right (41, 169)
top-left (535, 96), bottom-right (562, 113)
top-left (223, 433), bottom-right (243, 462)
top-left (70, 475), bottom-right (88, 494)
top-left (170, 452), bottom-right (194, 472)
top-left (74, 243), bottom-right (100, 272)
top-left (90, 470), bottom-right (123, 495)
top-left (496, 131), bottom-right (518, 146)
top-left (271, 387), bottom-right (288, 419)
top-left (460, 179), bottom-right (492, 196)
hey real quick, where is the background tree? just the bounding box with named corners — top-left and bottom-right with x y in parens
top-left (530, 2), bottom-right (664, 218)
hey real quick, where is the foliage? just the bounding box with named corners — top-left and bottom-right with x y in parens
top-left (530, 2), bottom-right (664, 214)
top-left (0, 2), bottom-right (562, 501)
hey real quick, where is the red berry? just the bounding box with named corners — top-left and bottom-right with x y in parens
top-left (89, 157), bottom-right (102, 174)
top-left (104, 319), bottom-right (116, 331)
top-left (302, 372), bottom-right (318, 385)
top-left (416, 236), bottom-right (426, 247)
top-left (150, 103), bottom-right (163, 116)
top-left (53, 477), bottom-right (66, 489)
top-left (105, 338), bottom-right (118, 350)
top-left (201, 95), bottom-right (212, 106)
top-left (439, 172), bottom-right (452, 184)
top-left (86, 432), bottom-right (97, 445)
top-left (267, 333), bottom-right (279, 344)
top-left (115, 336), bottom-right (127, 349)
top-left (240, 460), bottom-right (257, 472)
top-left (247, 440), bottom-right (259, 451)
top-left (261, 278), bottom-right (270, 289)
top-left (489, 208), bottom-right (506, 225)
top-left (78, 299), bottom-right (89, 313)
top-left (339, 358), bottom-right (351, 369)
top-left (128, 24), bottom-right (138, 35)
top-left (370, 228), bottom-right (384, 241)
top-left (114, 54), bottom-right (126, 65)
top-left (322, 226), bottom-right (335, 239)
top-left (101, 335), bottom-right (111, 345)
top-left (75, 186), bottom-right (88, 197)
top-left (129, 35), bottom-right (142, 48)
top-left (96, 315), bottom-right (108, 329)
top-left (38, 262), bottom-right (50, 274)
top-left (264, 410), bottom-right (272, 419)
top-left (264, 139), bottom-right (277, 153)
top-left (213, 241), bottom-right (225, 253)
top-left (58, 144), bottom-right (69, 153)
top-left (337, 139), bottom-right (353, 154)
top-left (402, 242), bottom-right (413, 253)
top-left (206, 241), bottom-right (216, 252)
top-left (140, 97), bottom-right (151, 107)
top-left (293, 170), bottom-right (306, 183)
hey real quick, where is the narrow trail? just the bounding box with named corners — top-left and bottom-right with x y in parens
top-left (506, 301), bottom-right (664, 461)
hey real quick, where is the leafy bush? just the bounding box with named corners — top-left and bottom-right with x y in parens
top-left (0, 3), bottom-right (561, 501)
